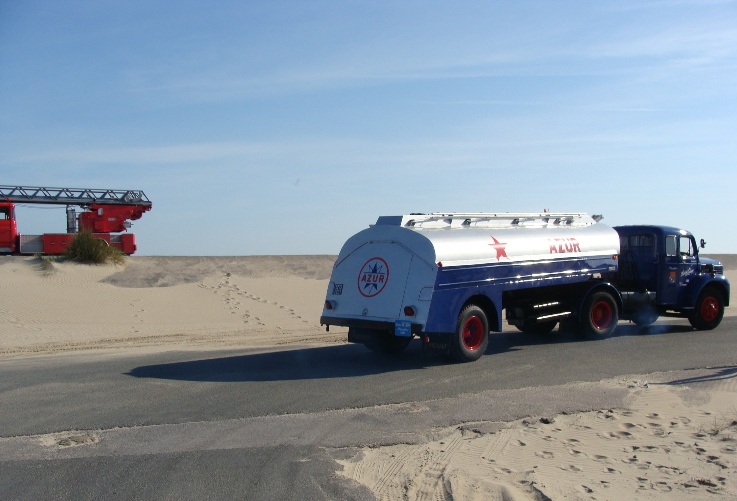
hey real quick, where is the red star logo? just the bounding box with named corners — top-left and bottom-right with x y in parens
top-left (489, 235), bottom-right (508, 261)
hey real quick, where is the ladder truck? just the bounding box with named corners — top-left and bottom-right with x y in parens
top-left (0, 185), bottom-right (152, 255)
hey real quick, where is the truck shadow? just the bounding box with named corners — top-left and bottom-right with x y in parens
top-left (658, 365), bottom-right (737, 386)
top-left (127, 323), bottom-right (695, 383)
top-left (126, 342), bottom-right (449, 382)
top-left (485, 322), bottom-right (695, 354)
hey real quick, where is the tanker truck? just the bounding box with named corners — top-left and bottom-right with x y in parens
top-left (319, 212), bottom-right (730, 362)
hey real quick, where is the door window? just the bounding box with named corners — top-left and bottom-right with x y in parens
top-left (665, 235), bottom-right (677, 257)
top-left (679, 236), bottom-right (695, 258)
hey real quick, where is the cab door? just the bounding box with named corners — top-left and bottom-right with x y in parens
top-left (0, 204), bottom-right (17, 253)
top-left (659, 234), bottom-right (699, 306)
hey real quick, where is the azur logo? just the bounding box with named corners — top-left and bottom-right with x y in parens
top-left (358, 257), bottom-right (389, 297)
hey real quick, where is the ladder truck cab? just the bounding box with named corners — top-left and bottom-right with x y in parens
top-left (320, 213), bottom-right (730, 363)
top-left (0, 185), bottom-right (152, 255)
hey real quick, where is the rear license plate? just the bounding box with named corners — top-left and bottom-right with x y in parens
top-left (395, 320), bottom-right (412, 337)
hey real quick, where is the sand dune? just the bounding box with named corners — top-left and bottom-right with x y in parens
top-left (0, 256), bottom-right (343, 357)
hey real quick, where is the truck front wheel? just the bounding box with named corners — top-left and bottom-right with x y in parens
top-left (450, 305), bottom-right (489, 362)
top-left (581, 291), bottom-right (618, 337)
top-left (688, 286), bottom-right (724, 330)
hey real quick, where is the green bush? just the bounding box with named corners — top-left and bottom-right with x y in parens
top-left (64, 230), bottom-right (125, 265)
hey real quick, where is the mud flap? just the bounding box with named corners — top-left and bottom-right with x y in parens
top-left (348, 328), bottom-right (383, 345)
top-left (421, 332), bottom-right (450, 354)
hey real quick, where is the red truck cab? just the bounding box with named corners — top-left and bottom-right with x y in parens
top-left (0, 202), bottom-right (18, 253)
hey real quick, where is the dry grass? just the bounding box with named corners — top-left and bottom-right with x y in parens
top-left (64, 230), bottom-right (125, 265)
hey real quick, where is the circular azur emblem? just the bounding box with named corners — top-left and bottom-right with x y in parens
top-left (358, 257), bottom-right (389, 297)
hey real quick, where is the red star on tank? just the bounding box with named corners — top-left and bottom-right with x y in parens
top-left (489, 235), bottom-right (508, 261)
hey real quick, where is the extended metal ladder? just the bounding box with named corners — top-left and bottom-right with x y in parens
top-left (0, 185), bottom-right (151, 207)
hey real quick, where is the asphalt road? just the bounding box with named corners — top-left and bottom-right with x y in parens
top-left (1, 316), bottom-right (736, 500)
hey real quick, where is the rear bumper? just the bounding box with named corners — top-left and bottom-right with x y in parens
top-left (321, 315), bottom-right (451, 353)
top-left (320, 315), bottom-right (423, 335)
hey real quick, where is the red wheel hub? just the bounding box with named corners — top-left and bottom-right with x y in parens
top-left (462, 316), bottom-right (484, 351)
top-left (591, 301), bottom-right (613, 330)
top-left (701, 296), bottom-right (719, 322)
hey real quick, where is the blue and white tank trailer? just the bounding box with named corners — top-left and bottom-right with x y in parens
top-left (320, 212), bottom-right (730, 362)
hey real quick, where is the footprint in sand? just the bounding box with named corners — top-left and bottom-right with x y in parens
top-left (656, 465), bottom-right (683, 475)
top-left (494, 467), bottom-right (516, 474)
top-left (721, 445), bottom-right (737, 454)
top-left (535, 451), bottom-right (554, 459)
top-left (599, 430), bottom-right (637, 440)
top-left (559, 464), bottom-right (582, 472)
top-left (597, 410), bottom-right (618, 421)
top-left (653, 481), bottom-right (672, 492)
top-left (670, 417), bottom-right (691, 427)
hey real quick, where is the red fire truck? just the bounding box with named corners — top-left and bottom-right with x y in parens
top-left (0, 185), bottom-right (152, 255)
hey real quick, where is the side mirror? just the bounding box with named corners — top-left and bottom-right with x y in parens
top-left (700, 238), bottom-right (706, 249)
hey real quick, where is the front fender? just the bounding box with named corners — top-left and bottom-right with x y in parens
top-left (685, 275), bottom-right (730, 308)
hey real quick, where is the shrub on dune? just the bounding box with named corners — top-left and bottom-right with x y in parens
top-left (64, 230), bottom-right (125, 265)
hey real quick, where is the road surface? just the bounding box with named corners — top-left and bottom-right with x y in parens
top-left (1, 317), bottom-right (736, 500)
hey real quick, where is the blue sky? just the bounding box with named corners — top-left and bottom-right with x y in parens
top-left (1, 0), bottom-right (736, 255)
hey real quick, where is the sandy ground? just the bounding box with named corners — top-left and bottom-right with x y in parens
top-left (0, 255), bottom-right (344, 357)
top-left (1, 254), bottom-right (735, 500)
top-left (338, 377), bottom-right (737, 500)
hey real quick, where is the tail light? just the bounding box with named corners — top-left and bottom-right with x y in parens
top-left (325, 300), bottom-right (336, 311)
top-left (404, 306), bottom-right (416, 317)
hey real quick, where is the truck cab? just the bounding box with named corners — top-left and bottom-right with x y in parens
top-left (614, 225), bottom-right (729, 329)
top-left (0, 202), bottom-right (18, 253)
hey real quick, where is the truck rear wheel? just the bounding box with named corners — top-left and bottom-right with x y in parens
top-left (581, 291), bottom-right (618, 337)
top-left (450, 305), bottom-right (489, 362)
top-left (688, 286), bottom-right (724, 330)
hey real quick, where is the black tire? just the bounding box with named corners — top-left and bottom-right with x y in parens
top-left (516, 321), bottom-right (557, 335)
top-left (632, 306), bottom-right (658, 328)
top-left (449, 305), bottom-right (489, 362)
top-left (364, 333), bottom-right (413, 354)
top-left (688, 286), bottom-right (724, 330)
top-left (580, 291), bottom-right (619, 337)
